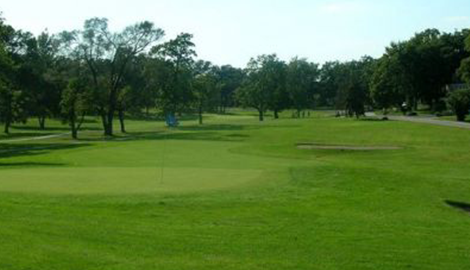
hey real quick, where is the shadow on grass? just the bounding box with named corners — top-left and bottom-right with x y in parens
top-left (78, 129), bottom-right (251, 143)
top-left (13, 125), bottom-right (101, 132)
top-left (0, 132), bottom-right (55, 140)
top-left (446, 200), bottom-right (470, 214)
top-left (359, 118), bottom-right (390, 122)
top-left (0, 143), bottom-right (91, 160)
top-left (0, 162), bottom-right (65, 167)
top-left (177, 124), bottom-right (247, 132)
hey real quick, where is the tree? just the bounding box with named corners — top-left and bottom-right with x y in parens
top-left (237, 55), bottom-right (283, 121)
top-left (334, 58), bottom-right (374, 117)
top-left (152, 33), bottom-right (196, 116)
top-left (22, 31), bottom-right (62, 129)
top-left (0, 17), bottom-right (28, 134)
top-left (286, 58), bottom-right (318, 117)
top-left (0, 81), bottom-right (28, 134)
top-left (61, 18), bottom-right (164, 136)
top-left (193, 60), bottom-right (218, 124)
top-left (60, 78), bottom-right (92, 139)
top-left (318, 61), bottom-right (344, 107)
top-left (446, 89), bottom-right (470, 122)
top-left (215, 65), bottom-right (244, 113)
top-left (459, 33), bottom-right (470, 83)
top-left (370, 56), bottom-right (408, 115)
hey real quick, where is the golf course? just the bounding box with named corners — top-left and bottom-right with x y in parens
top-left (1, 111), bottom-right (469, 269)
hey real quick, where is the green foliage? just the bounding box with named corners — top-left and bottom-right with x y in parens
top-left (237, 54), bottom-right (286, 121)
top-left (0, 81), bottom-right (28, 133)
top-left (151, 33), bottom-right (196, 115)
top-left (370, 56), bottom-right (408, 113)
top-left (286, 57), bottom-right (318, 117)
top-left (375, 29), bottom-right (470, 112)
top-left (446, 88), bottom-right (470, 121)
top-left (458, 33), bottom-right (470, 83)
top-left (60, 78), bottom-right (92, 138)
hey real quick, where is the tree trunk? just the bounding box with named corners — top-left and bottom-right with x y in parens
top-left (4, 120), bottom-right (10, 134)
top-left (259, 110), bottom-right (264, 122)
top-left (119, 109), bottom-right (126, 133)
top-left (71, 122), bottom-right (78, 139)
top-left (198, 105), bottom-right (203, 125)
top-left (69, 112), bottom-right (77, 139)
top-left (274, 110), bottom-right (279, 119)
top-left (105, 112), bottom-right (114, 137)
top-left (38, 116), bottom-right (46, 130)
top-left (100, 112), bottom-right (108, 136)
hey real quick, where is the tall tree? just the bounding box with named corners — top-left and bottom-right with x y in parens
top-left (193, 60), bottom-right (218, 124)
top-left (459, 33), bottom-right (470, 83)
top-left (286, 58), bottom-right (318, 117)
top-left (61, 18), bottom-right (164, 136)
top-left (0, 17), bottom-right (28, 134)
top-left (215, 65), bottom-right (244, 113)
top-left (151, 33), bottom-right (196, 116)
top-left (60, 77), bottom-right (92, 139)
top-left (21, 31), bottom-right (62, 129)
top-left (370, 56), bottom-right (408, 115)
top-left (237, 54), bottom-right (284, 121)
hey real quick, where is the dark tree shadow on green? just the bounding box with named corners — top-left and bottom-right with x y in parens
top-left (446, 200), bottom-right (470, 214)
top-left (0, 143), bottom-right (91, 160)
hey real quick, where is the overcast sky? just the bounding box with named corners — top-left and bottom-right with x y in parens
top-left (1, 0), bottom-right (469, 67)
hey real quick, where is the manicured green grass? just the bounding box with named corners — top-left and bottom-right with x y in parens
top-left (1, 112), bottom-right (470, 269)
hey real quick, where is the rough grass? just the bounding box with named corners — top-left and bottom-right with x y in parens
top-left (0, 111), bottom-right (470, 269)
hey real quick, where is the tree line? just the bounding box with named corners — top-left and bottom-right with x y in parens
top-left (1, 14), bottom-right (470, 139)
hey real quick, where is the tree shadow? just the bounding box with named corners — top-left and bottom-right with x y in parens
top-left (77, 129), bottom-right (250, 143)
top-left (0, 143), bottom-right (91, 159)
top-left (0, 162), bottom-right (65, 167)
top-left (0, 132), bottom-right (54, 140)
top-left (445, 200), bottom-right (470, 214)
top-left (12, 125), bottom-right (101, 132)
top-left (12, 125), bottom-right (70, 132)
top-left (176, 124), bottom-right (248, 132)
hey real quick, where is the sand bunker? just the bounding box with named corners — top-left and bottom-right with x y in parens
top-left (297, 143), bottom-right (402, 151)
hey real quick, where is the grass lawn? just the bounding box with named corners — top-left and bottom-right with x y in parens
top-left (0, 111), bottom-right (470, 269)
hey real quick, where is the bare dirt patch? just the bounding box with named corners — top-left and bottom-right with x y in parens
top-left (297, 143), bottom-right (402, 151)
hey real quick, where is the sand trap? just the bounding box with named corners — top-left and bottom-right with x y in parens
top-left (297, 143), bottom-right (402, 151)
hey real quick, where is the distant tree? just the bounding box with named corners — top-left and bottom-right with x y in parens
top-left (370, 56), bottom-right (408, 115)
top-left (151, 33), bottom-right (196, 116)
top-left (60, 18), bottom-right (164, 136)
top-left (344, 79), bottom-right (366, 118)
top-left (446, 89), bottom-right (470, 122)
top-left (215, 65), bottom-right (244, 113)
top-left (286, 58), bottom-right (319, 117)
top-left (0, 81), bottom-right (28, 134)
top-left (459, 33), bottom-right (470, 83)
top-left (335, 58), bottom-right (374, 117)
top-left (318, 61), bottom-right (345, 107)
top-left (60, 78), bottom-right (92, 139)
top-left (20, 31), bottom-right (62, 129)
top-left (0, 17), bottom-right (28, 134)
top-left (193, 60), bottom-right (218, 124)
top-left (142, 57), bottom-right (172, 115)
top-left (237, 54), bottom-right (284, 121)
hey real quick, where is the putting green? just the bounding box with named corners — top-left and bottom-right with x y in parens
top-left (0, 167), bottom-right (263, 195)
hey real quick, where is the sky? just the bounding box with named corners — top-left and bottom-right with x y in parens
top-left (1, 0), bottom-right (470, 67)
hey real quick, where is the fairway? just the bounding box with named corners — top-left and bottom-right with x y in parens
top-left (1, 112), bottom-right (470, 269)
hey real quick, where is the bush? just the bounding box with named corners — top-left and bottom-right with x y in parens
top-left (446, 89), bottom-right (470, 122)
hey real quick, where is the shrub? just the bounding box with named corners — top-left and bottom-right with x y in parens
top-left (446, 88), bottom-right (470, 122)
